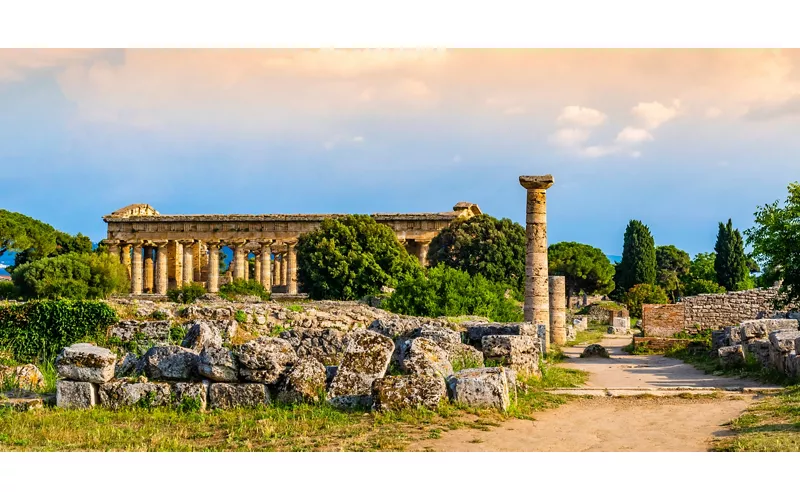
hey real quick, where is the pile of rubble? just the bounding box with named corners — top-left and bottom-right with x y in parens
top-left (713, 314), bottom-right (800, 378)
top-left (55, 318), bottom-right (544, 413)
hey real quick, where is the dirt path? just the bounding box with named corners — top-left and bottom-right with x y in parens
top-left (412, 336), bottom-right (779, 452)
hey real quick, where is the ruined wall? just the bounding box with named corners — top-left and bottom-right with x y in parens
top-left (641, 303), bottom-right (684, 337)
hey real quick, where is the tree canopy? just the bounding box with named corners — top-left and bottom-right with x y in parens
top-left (296, 214), bottom-right (422, 300)
top-left (427, 214), bottom-right (526, 295)
top-left (655, 245), bottom-right (691, 301)
top-left (548, 242), bottom-right (615, 300)
top-left (714, 219), bottom-right (749, 292)
top-left (0, 209), bottom-right (58, 261)
top-left (615, 220), bottom-right (657, 294)
top-left (12, 252), bottom-right (129, 300)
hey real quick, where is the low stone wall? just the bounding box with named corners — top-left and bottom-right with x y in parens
top-left (583, 304), bottom-right (629, 325)
top-left (714, 317), bottom-right (800, 379)
top-left (641, 303), bottom-right (685, 337)
top-left (632, 336), bottom-right (694, 351)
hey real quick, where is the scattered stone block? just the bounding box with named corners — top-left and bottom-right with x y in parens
top-left (98, 381), bottom-right (171, 410)
top-left (181, 320), bottom-right (224, 352)
top-left (446, 367), bottom-right (511, 411)
top-left (110, 320), bottom-right (171, 344)
top-left (741, 319), bottom-right (799, 341)
top-left (718, 345), bottom-right (746, 368)
top-left (171, 381), bottom-right (209, 410)
top-left (573, 316), bottom-right (588, 332)
top-left (277, 357), bottom-right (327, 404)
top-left (198, 346), bottom-right (239, 382)
top-left (745, 340), bottom-right (771, 367)
top-left (55, 343), bottom-right (117, 383)
top-left (612, 317), bottom-right (631, 330)
top-left (328, 329), bottom-right (394, 409)
top-left (768, 330), bottom-right (800, 374)
top-left (465, 322), bottom-right (537, 345)
top-left (0, 390), bottom-right (47, 411)
top-left (411, 324), bottom-right (462, 346)
top-left (139, 345), bottom-right (199, 381)
top-left (447, 343), bottom-right (485, 370)
top-left (580, 344), bottom-right (609, 358)
top-left (114, 353), bottom-right (140, 379)
top-left (236, 337), bottom-right (298, 384)
top-left (401, 337), bottom-right (453, 378)
top-left (56, 380), bottom-right (97, 409)
top-left (607, 326), bottom-right (629, 335)
top-left (565, 325), bottom-right (576, 342)
top-left (481, 335), bottom-right (540, 375)
top-left (0, 364), bottom-right (45, 391)
top-left (208, 383), bottom-right (270, 410)
top-left (371, 375), bottom-right (446, 411)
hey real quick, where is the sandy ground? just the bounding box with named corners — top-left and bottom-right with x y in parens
top-left (410, 335), bottom-right (778, 452)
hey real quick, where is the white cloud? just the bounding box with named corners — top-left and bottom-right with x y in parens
top-left (580, 145), bottom-right (619, 158)
top-left (705, 106), bottom-right (722, 118)
top-left (557, 106), bottom-right (607, 127)
top-left (615, 127), bottom-right (654, 144)
top-left (324, 135), bottom-right (365, 150)
top-left (631, 99), bottom-right (681, 129)
top-left (352, 136), bottom-right (365, 143)
top-left (548, 128), bottom-right (591, 148)
top-left (630, 151), bottom-right (642, 158)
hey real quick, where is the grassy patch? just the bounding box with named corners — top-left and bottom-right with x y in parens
top-left (564, 323), bottom-right (607, 347)
top-left (713, 386), bottom-right (800, 452)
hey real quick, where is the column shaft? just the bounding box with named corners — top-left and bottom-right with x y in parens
top-left (254, 252), bottom-right (262, 284)
top-left (131, 243), bottom-right (143, 295)
top-left (261, 243), bottom-right (272, 290)
top-left (207, 242), bottom-right (220, 293)
top-left (274, 252), bottom-right (282, 288)
top-left (281, 253), bottom-right (288, 287)
top-left (182, 241), bottom-right (194, 285)
top-left (417, 241), bottom-right (430, 267)
top-left (287, 242), bottom-right (298, 295)
top-left (155, 243), bottom-right (169, 295)
top-left (234, 244), bottom-right (247, 281)
top-left (549, 276), bottom-right (567, 345)
top-left (173, 241), bottom-right (184, 288)
top-left (143, 246), bottom-right (155, 293)
top-left (122, 244), bottom-right (132, 281)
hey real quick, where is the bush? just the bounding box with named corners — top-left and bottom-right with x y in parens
top-left (296, 214), bottom-right (422, 300)
top-left (0, 300), bottom-right (118, 363)
top-left (11, 252), bottom-right (129, 300)
top-left (166, 283), bottom-right (207, 304)
top-left (382, 264), bottom-right (523, 322)
top-left (218, 279), bottom-right (270, 301)
top-left (683, 279), bottom-right (726, 296)
top-left (623, 283), bottom-right (669, 317)
top-left (0, 281), bottom-right (17, 300)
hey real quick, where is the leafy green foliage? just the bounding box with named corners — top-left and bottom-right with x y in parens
top-left (427, 214), bottom-right (526, 294)
top-left (0, 300), bottom-right (118, 363)
top-left (655, 245), bottom-right (691, 301)
top-left (166, 283), bottom-right (206, 304)
top-left (623, 283), bottom-right (668, 317)
top-left (615, 220), bottom-right (657, 294)
top-left (683, 278), bottom-right (726, 296)
top-left (296, 215), bottom-right (422, 300)
top-left (548, 242), bottom-right (615, 300)
top-left (218, 279), bottom-right (270, 301)
top-left (11, 252), bottom-right (129, 300)
top-left (715, 219), bottom-right (750, 291)
top-left (234, 310), bottom-right (247, 323)
top-left (169, 324), bottom-right (186, 344)
top-left (746, 182), bottom-right (800, 308)
top-left (382, 264), bottom-right (523, 322)
top-left (0, 281), bottom-right (17, 300)
top-left (0, 209), bottom-right (58, 262)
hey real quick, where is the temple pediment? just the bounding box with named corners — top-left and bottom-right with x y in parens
top-left (107, 204), bottom-right (160, 218)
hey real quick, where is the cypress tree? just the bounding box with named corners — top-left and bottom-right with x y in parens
top-left (616, 220), bottom-right (657, 293)
top-left (714, 219), bottom-right (748, 291)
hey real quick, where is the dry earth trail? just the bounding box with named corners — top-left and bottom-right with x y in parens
top-left (411, 336), bottom-right (780, 452)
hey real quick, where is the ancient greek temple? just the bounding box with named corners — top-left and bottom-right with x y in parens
top-left (103, 202), bottom-right (481, 296)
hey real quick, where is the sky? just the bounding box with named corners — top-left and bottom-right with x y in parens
top-left (1, 49), bottom-right (799, 259)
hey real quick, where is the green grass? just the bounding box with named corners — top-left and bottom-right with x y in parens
top-left (564, 323), bottom-right (607, 347)
top-left (713, 386), bottom-right (800, 451)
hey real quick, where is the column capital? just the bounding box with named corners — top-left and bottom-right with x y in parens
top-left (519, 174), bottom-right (554, 190)
top-left (206, 239), bottom-right (222, 249)
top-left (286, 239), bottom-right (298, 247)
top-left (229, 239), bottom-right (247, 247)
top-left (152, 240), bottom-right (169, 248)
top-left (177, 238), bottom-right (196, 246)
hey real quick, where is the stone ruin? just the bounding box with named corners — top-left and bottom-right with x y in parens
top-left (54, 301), bottom-right (546, 413)
top-left (713, 313), bottom-right (800, 378)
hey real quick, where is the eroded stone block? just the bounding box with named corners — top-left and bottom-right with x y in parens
top-left (208, 383), bottom-right (270, 410)
top-left (56, 380), bottom-right (97, 409)
top-left (55, 343), bottom-right (117, 383)
top-left (372, 375), bottom-right (446, 411)
top-left (328, 329), bottom-right (394, 409)
top-left (446, 367), bottom-right (510, 411)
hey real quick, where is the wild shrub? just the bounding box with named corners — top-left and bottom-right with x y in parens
top-left (11, 252), bottom-right (129, 300)
top-left (218, 279), bottom-right (270, 301)
top-left (166, 283), bottom-right (206, 304)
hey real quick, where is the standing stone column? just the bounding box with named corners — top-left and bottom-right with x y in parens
top-left (173, 241), bottom-right (184, 288)
top-left (182, 241), bottom-right (194, 285)
top-left (260, 241), bottom-right (273, 290)
top-left (131, 242), bottom-right (143, 295)
top-left (416, 240), bottom-right (431, 267)
top-left (519, 175), bottom-right (554, 349)
top-left (254, 250), bottom-right (262, 284)
top-left (233, 241), bottom-right (247, 281)
top-left (281, 252), bottom-right (288, 287)
top-left (143, 245), bottom-right (155, 293)
top-left (107, 241), bottom-right (119, 260)
top-left (287, 241), bottom-right (298, 295)
top-left (193, 240), bottom-right (204, 283)
top-left (549, 276), bottom-right (567, 345)
top-left (206, 241), bottom-right (221, 293)
top-left (155, 241), bottom-right (169, 295)
top-left (121, 243), bottom-right (132, 280)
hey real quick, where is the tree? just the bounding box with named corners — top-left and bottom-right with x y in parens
top-left (655, 245), bottom-right (691, 301)
top-left (0, 209), bottom-right (58, 261)
top-left (615, 220), bottom-right (657, 294)
top-left (745, 182), bottom-right (800, 308)
top-left (11, 252), bottom-right (129, 300)
top-left (382, 264), bottom-right (523, 322)
top-left (296, 215), bottom-right (422, 300)
top-left (623, 283), bottom-right (669, 318)
top-left (714, 219), bottom-right (749, 291)
top-left (548, 242), bottom-right (615, 303)
top-left (427, 214), bottom-right (526, 295)
top-left (13, 230), bottom-right (94, 268)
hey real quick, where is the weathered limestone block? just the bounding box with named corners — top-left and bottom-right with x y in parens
top-left (481, 335), bottom-right (540, 375)
top-left (110, 320), bottom-right (171, 344)
top-left (371, 375), bottom-right (446, 411)
top-left (745, 339), bottom-right (771, 366)
top-left (741, 319), bottom-right (799, 341)
top-left (465, 322), bottom-right (537, 346)
top-left (208, 383), bottom-right (270, 410)
top-left (56, 380), bottom-right (97, 409)
top-left (0, 364), bottom-right (45, 391)
top-left (328, 329), bottom-right (395, 409)
top-left (114, 353), bottom-right (140, 379)
top-left (277, 357), bottom-right (327, 404)
top-left (446, 367), bottom-right (511, 411)
top-left (401, 337), bottom-right (453, 378)
top-left (565, 325), bottom-right (576, 342)
top-left (712, 329), bottom-right (732, 351)
top-left (768, 330), bottom-right (800, 374)
top-left (580, 344), bottom-right (609, 358)
top-left (181, 320), bottom-right (224, 352)
top-left (55, 343), bottom-right (117, 383)
top-left (236, 337), bottom-right (298, 384)
top-left (612, 317), bottom-right (630, 330)
top-left (368, 317), bottom-right (431, 339)
top-left (198, 346), bottom-right (239, 382)
top-left (140, 345), bottom-right (199, 381)
top-left (98, 381), bottom-right (172, 410)
top-left (718, 345), bottom-right (746, 368)
top-left (573, 316), bottom-right (588, 332)
top-left (171, 381), bottom-right (209, 410)
top-left (447, 343), bottom-right (485, 370)
top-left (280, 327), bottom-right (348, 366)
top-left (411, 324), bottom-right (462, 346)
top-left (607, 326), bottom-right (629, 335)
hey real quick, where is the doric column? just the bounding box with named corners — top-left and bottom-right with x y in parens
top-left (274, 253), bottom-right (282, 288)
top-left (206, 241), bottom-right (221, 293)
top-left (287, 240), bottom-right (298, 295)
top-left (416, 239), bottom-right (431, 267)
top-left (233, 241), bottom-right (247, 281)
top-left (281, 252), bottom-right (288, 287)
top-left (253, 249), bottom-right (262, 284)
top-left (549, 276), bottom-right (567, 345)
top-left (131, 242), bottom-right (143, 295)
top-left (260, 241), bottom-right (273, 290)
top-left (121, 243), bottom-right (132, 280)
top-left (143, 244), bottom-right (155, 293)
top-left (155, 241), bottom-right (169, 295)
top-left (107, 241), bottom-right (119, 260)
top-left (173, 241), bottom-right (184, 288)
top-left (193, 240), bottom-right (204, 282)
top-left (519, 175), bottom-right (554, 350)
top-left (182, 240), bottom-right (194, 285)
